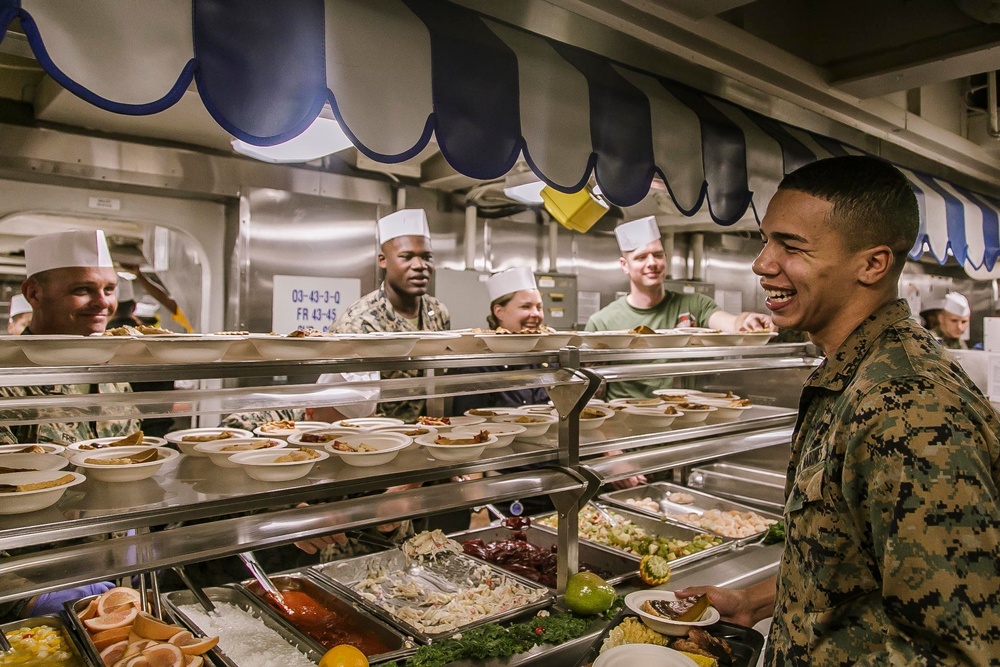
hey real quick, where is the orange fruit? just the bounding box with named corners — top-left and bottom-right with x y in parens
top-left (318, 644), bottom-right (368, 667)
top-left (132, 612), bottom-right (182, 641)
top-left (92, 625), bottom-right (133, 650)
top-left (142, 642), bottom-right (184, 667)
top-left (124, 657), bottom-right (150, 667)
top-left (97, 587), bottom-right (143, 616)
top-left (100, 639), bottom-right (129, 666)
top-left (78, 598), bottom-right (99, 621)
top-left (184, 658), bottom-right (203, 667)
top-left (167, 631), bottom-right (218, 656)
top-left (85, 604), bottom-right (138, 631)
top-left (123, 640), bottom-right (153, 659)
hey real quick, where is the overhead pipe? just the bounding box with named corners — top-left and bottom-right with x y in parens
top-left (465, 204), bottom-right (477, 271)
top-left (691, 233), bottom-right (705, 281)
top-left (989, 70), bottom-right (1000, 138)
top-left (395, 186), bottom-right (406, 210)
top-left (663, 232), bottom-right (675, 279)
top-left (548, 218), bottom-right (559, 273)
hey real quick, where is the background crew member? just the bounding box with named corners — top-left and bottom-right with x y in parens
top-left (677, 156), bottom-right (1000, 664)
top-left (932, 291), bottom-right (971, 349)
top-left (7, 293), bottom-right (31, 334)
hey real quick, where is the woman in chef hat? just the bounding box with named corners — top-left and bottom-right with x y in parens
top-left (451, 267), bottom-right (550, 414)
top-left (7, 294), bottom-right (31, 335)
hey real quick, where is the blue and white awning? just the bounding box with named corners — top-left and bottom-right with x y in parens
top-left (2, 0), bottom-right (1000, 276)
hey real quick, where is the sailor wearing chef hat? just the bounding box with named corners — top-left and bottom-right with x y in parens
top-left (0, 229), bottom-right (140, 442)
top-left (7, 294), bottom-right (31, 334)
top-left (332, 209), bottom-right (450, 423)
top-left (585, 216), bottom-right (773, 401)
top-left (932, 292), bottom-right (971, 349)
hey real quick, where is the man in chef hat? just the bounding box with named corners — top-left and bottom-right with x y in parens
top-left (932, 291), bottom-right (971, 349)
top-left (0, 229), bottom-right (140, 446)
top-left (585, 216), bottom-right (773, 401)
top-left (333, 208), bottom-right (450, 422)
top-left (7, 294), bottom-right (31, 334)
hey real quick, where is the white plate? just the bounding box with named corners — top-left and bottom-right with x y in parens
top-left (0, 470), bottom-right (86, 514)
top-left (68, 435), bottom-right (169, 453)
top-left (431, 415), bottom-right (486, 432)
top-left (594, 643), bottom-right (698, 667)
top-left (628, 332), bottom-right (692, 349)
top-left (228, 447), bottom-right (328, 481)
top-left (70, 446), bottom-right (179, 482)
top-left (407, 332), bottom-right (461, 356)
top-left (624, 590), bottom-right (720, 636)
top-left (738, 332), bottom-right (778, 346)
top-left (141, 336), bottom-right (233, 363)
top-left (253, 421), bottom-right (330, 438)
top-left (492, 413), bottom-right (557, 438)
top-left (0, 452), bottom-right (68, 472)
top-left (339, 333), bottom-right (417, 357)
top-left (446, 331), bottom-right (490, 354)
top-left (622, 406), bottom-right (681, 428)
top-left (651, 389), bottom-right (693, 398)
top-left (0, 443), bottom-right (68, 458)
top-left (578, 405), bottom-right (614, 430)
top-left (193, 438), bottom-right (286, 468)
top-left (475, 333), bottom-right (544, 353)
top-left (370, 424), bottom-right (438, 448)
top-left (451, 423), bottom-right (525, 448)
top-left (687, 332), bottom-right (745, 347)
top-left (19, 335), bottom-right (130, 365)
top-left (687, 391), bottom-right (741, 400)
top-left (415, 432), bottom-right (498, 462)
top-left (608, 397), bottom-right (671, 408)
top-left (286, 427), bottom-right (364, 447)
top-left (247, 334), bottom-right (352, 360)
top-left (575, 332), bottom-right (635, 349)
top-left (463, 407), bottom-right (526, 421)
top-left (530, 332), bottom-right (575, 351)
top-left (163, 428), bottom-right (254, 456)
top-left (335, 417), bottom-right (405, 431)
top-left (324, 432), bottom-right (411, 466)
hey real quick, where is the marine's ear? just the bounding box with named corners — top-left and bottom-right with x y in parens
top-left (857, 244), bottom-right (893, 286)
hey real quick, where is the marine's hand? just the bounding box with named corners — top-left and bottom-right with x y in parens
top-left (675, 583), bottom-right (772, 628)
top-left (293, 533), bottom-right (348, 554)
top-left (29, 582), bottom-right (115, 616)
top-left (738, 312), bottom-right (775, 332)
top-left (609, 474), bottom-right (647, 490)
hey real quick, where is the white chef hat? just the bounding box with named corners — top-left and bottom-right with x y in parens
top-left (134, 301), bottom-right (159, 319)
top-left (24, 230), bottom-right (114, 277)
top-left (9, 294), bottom-right (31, 318)
top-left (487, 267), bottom-right (537, 302)
top-left (377, 209), bottom-right (431, 245)
top-left (943, 292), bottom-right (970, 317)
top-left (614, 216), bottom-right (660, 253)
top-left (115, 277), bottom-right (135, 302)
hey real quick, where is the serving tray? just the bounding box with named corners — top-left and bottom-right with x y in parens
top-left (2, 614), bottom-right (90, 667)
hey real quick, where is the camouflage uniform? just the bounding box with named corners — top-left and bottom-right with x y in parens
top-left (221, 408), bottom-right (305, 431)
top-left (332, 283), bottom-right (450, 423)
top-left (769, 299), bottom-right (1000, 666)
top-left (0, 383), bottom-right (140, 444)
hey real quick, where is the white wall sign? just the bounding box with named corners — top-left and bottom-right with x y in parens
top-left (88, 196), bottom-right (121, 211)
top-left (272, 275), bottom-right (361, 333)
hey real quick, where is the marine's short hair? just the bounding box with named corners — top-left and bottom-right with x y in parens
top-left (778, 155), bottom-right (919, 274)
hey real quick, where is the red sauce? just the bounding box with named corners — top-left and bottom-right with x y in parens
top-left (264, 589), bottom-right (390, 656)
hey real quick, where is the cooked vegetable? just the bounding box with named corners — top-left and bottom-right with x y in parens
top-left (638, 554), bottom-right (672, 586)
top-left (763, 519), bottom-right (786, 545)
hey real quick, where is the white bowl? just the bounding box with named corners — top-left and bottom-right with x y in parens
top-left (670, 404), bottom-right (718, 425)
top-left (334, 417), bottom-right (405, 431)
top-left (687, 332), bottom-right (745, 347)
top-left (594, 643), bottom-right (699, 667)
top-left (624, 590), bottom-right (721, 637)
top-left (70, 446), bottom-right (179, 482)
top-left (228, 447), bottom-right (328, 481)
top-left (371, 423), bottom-right (438, 447)
top-left (687, 390), bottom-right (741, 401)
top-left (415, 432), bottom-right (498, 462)
top-left (463, 407), bottom-right (525, 421)
top-left (141, 336), bottom-right (233, 363)
top-left (651, 389), bottom-right (692, 398)
top-left (0, 470), bottom-right (86, 514)
top-left (697, 399), bottom-right (754, 422)
top-left (340, 333), bottom-right (417, 357)
top-left (324, 432), bottom-right (411, 466)
top-left (164, 427), bottom-right (254, 456)
top-left (492, 413), bottom-right (558, 438)
top-left (0, 443), bottom-right (68, 458)
top-left (68, 435), bottom-right (169, 454)
top-left (623, 406), bottom-right (682, 429)
top-left (286, 427), bottom-right (364, 448)
top-left (738, 331), bottom-right (778, 346)
top-left (247, 334), bottom-right (350, 360)
top-left (531, 332), bottom-right (575, 351)
top-left (0, 452), bottom-right (68, 472)
top-left (451, 423), bottom-right (525, 448)
top-left (253, 421), bottom-right (330, 438)
top-left (578, 406), bottom-right (614, 430)
top-left (575, 332), bottom-right (635, 349)
top-left (193, 438), bottom-right (286, 468)
top-left (430, 415), bottom-right (486, 432)
top-left (446, 331), bottom-right (490, 353)
top-left (0, 334), bottom-right (28, 364)
top-left (408, 332), bottom-right (461, 355)
top-left (628, 332), bottom-right (692, 349)
top-left (19, 335), bottom-right (129, 365)
top-left (608, 397), bottom-right (670, 408)
top-left (474, 333), bottom-right (544, 353)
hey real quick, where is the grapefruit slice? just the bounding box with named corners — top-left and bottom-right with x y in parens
top-left (92, 625), bottom-right (133, 651)
top-left (97, 587), bottom-right (143, 615)
top-left (184, 657), bottom-right (203, 667)
top-left (142, 642), bottom-right (184, 667)
top-left (167, 630), bottom-right (218, 656)
top-left (122, 640), bottom-right (153, 659)
top-left (132, 612), bottom-right (181, 641)
top-left (100, 639), bottom-right (129, 667)
top-left (125, 657), bottom-right (151, 667)
top-left (85, 604), bottom-right (139, 631)
top-left (78, 598), bottom-right (99, 621)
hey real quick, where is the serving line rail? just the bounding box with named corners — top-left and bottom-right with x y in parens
top-left (0, 468), bottom-right (590, 603)
top-left (591, 355), bottom-right (821, 384)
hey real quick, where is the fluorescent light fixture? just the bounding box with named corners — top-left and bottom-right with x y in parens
top-left (231, 116), bottom-right (354, 164)
top-left (503, 171), bottom-right (546, 204)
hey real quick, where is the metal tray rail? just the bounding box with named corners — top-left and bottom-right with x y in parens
top-left (599, 482), bottom-right (782, 544)
top-left (308, 549), bottom-right (553, 644)
top-left (161, 585), bottom-right (324, 667)
top-left (688, 463), bottom-right (787, 512)
top-left (239, 573), bottom-right (414, 665)
top-left (448, 524), bottom-right (638, 586)
top-left (533, 506), bottom-right (733, 568)
top-left (1, 614), bottom-right (91, 667)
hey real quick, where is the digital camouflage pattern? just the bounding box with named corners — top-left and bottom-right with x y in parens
top-left (332, 283), bottom-right (450, 423)
top-left (769, 299), bottom-right (1000, 666)
top-left (221, 408), bottom-right (305, 432)
top-left (0, 383), bottom-right (140, 444)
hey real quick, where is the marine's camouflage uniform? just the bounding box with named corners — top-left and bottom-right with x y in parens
top-left (332, 283), bottom-right (450, 423)
top-left (0, 383), bottom-right (140, 444)
top-left (221, 408), bottom-right (305, 432)
top-left (769, 300), bottom-right (1000, 665)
